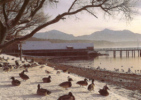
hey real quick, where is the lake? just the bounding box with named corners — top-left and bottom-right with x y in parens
top-left (60, 50), bottom-right (141, 74)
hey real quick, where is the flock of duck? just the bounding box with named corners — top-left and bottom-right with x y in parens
top-left (0, 56), bottom-right (110, 100)
top-left (10, 68), bottom-right (110, 100)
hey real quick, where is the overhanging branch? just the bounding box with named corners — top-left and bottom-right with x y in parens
top-left (0, 0), bottom-right (135, 49)
top-left (30, 0), bottom-right (45, 17)
top-left (68, 0), bottom-right (78, 12)
top-left (13, 0), bottom-right (29, 26)
top-left (85, 9), bottom-right (98, 18)
top-left (2, 3), bottom-right (8, 24)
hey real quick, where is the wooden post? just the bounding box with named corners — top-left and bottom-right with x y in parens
top-left (113, 51), bottom-right (116, 58)
top-left (126, 51), bottom-right (128, 57)
top-left (128, 51), bottom-right (129, 57)
top-left (134, 51), bottom-right (135, 57)
top-left (19, 42), bottom-right (22, 61)
top-left (120, 50), bottom-right (122, 58)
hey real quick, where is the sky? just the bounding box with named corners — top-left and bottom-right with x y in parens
top-left (40, 0), bottom-right (141, 36)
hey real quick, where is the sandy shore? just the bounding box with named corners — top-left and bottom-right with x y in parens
top-left (46, 61), bottom-right (141, 91)
top-left (24, 56), bottom-right (141, 91)
top-left (1, 54), bottom-right (140, 100)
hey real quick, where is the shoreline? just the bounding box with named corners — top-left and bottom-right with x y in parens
top-left (47, 61), bottom-right (141, 91)
top-left (0, 54), bottom-right (141, 99)
top-left (26, 56), bottom-right (141, 92)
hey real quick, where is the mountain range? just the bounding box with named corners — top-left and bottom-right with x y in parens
top-left (33, 29), bottom-right (141, 42)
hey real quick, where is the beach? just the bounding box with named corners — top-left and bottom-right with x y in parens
top-left (0, 54), bottom-right (141, 100)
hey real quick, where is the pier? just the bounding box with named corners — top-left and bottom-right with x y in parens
top-left (95, 47), bottom-right (141, 58)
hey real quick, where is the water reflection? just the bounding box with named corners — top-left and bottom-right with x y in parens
top-left (60, 51), bottom-right (141, 74)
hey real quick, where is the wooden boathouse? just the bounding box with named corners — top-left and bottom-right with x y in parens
top-left (20, 41), bottom-right (97, 57)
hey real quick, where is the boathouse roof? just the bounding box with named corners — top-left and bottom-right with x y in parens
top-left (21, 41), bottom-right (94, 50)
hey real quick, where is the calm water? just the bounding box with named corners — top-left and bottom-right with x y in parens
top-left (60, 51), bottom-right (141, 74)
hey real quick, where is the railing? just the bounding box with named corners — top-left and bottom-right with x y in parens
top-left (95, 47), bottom-right (141, 51)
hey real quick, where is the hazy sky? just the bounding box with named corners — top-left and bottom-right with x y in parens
top-left (40, 0), bottom-right (141, 36)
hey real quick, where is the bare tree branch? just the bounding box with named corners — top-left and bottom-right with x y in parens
top-left (30, 0), bottom-right (45, 17)
top-left (0, 0), bottom-right (14, 5)
top-left (2, 3), bottom-right (8, 24)
top-left (85, 9), bottom-right (98, 18)
top-left (68, 0), bottom-right (78, 12)
top-left (0, 0), bottom-right (137, 49)
top-left (13, 0), bottom-right (29, 26)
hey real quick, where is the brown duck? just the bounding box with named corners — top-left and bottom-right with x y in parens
top-left (45, 70), bottom-right (51, 74)
top-left (58, 92), bottom-right (75, 100)
top-left (88, 79), bottom-right (95, 91)
top-left (99, 84), bottom-right (109, 96)
top-left (42, 76), bottom-right (51, 83)
top-left (3, 67), bottom-right (10, 72)
top-left (62, 69), bottom-right (68, 73)
top-left (37, 84), bottom-right (51, 96)
top-left (19, 69), bottom-right (28, 77)
top-left (59, 78), bottom-right (72, 89)
top-left (19, 70), bottom-right (29, 81)
top-left (11, 77), bottom-right (21, 86)
top-left (68, 76), bottom-right (73, 81)
top-left (76, 78), bottom-right (88, 87)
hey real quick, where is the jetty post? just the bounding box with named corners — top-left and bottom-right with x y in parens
top-left (95, 47), bottom-right (141, 58)
top-left (138, 50), bottom-right (140, 57)
top-left (113, 50), bottom-right (116, 58)
top-left (132, 50), bottom-right (133, 57)
top-left (120, 50), bottom-right (122, 58)
top-left (128, 51), bottom-right (129, 57)
top-left (126, 51), bottom-right (128, 57)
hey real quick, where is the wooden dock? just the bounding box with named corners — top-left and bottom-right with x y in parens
top-left (95, 47), bottom-right (141, 58)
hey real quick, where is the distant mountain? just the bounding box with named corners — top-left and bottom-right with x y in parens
top-left (33, 30), bottom-right (75, 40)
top-left (33, 29), bottom-right (141, 42)
top-left (76, 29), bottom-right (139, 41)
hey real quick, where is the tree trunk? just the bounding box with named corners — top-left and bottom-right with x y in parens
top-left (0, 21), bottom-right (7, 53)
top-left (0, 21), bottom-right (6, 45)
top-left (0, 49), bottom-right (2, 54)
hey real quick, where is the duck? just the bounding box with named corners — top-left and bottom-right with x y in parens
top-left (59, 78), bottom-right (72, 90)
top-left (58, 92), bottom-right (75, 100)
top-left (76, 78), bottom-right (88, 87)
top-left (68, 76), bottom-right (73, 81)
top-left (37, 84), bottom-right (51, 96)
top-left (42, 76), bottom-right (51, 83)
top-left (62, 69), bottom-right (68, 73)
top-left (99, 84), bottom-right (109, 96)
top-left (11, 58), bottom-right (15, 60)
top-left (19, 70), bottom-right (29, 81)
top-left (15, 60), bottom-right (20, 66)
top-left (19, 69), bottom-right (28, 77)
top-left (45, 70), bottom-right (51, 74)
top-left (11, 77), bottom-right (21, 86)
top-left (22, 61), bottom-right (25, 63)
top-left (3, 67), bottom-right (10, 72)
top-left (88, 79), bottom-right (95, 91)
top-left (40, 66), bottom-right (45, 68)
top-left (0, 64), bottom-right (2, 67)
top-left (56, 71), bottom-right (61, 74)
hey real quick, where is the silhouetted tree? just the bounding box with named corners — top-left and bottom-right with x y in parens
top-left (0, 0), bottom-right (138, 51)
